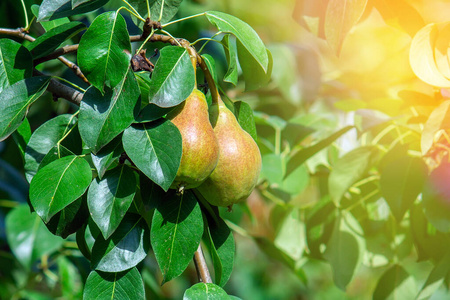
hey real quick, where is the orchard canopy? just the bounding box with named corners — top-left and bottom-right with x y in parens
top-left (0, 0), bottom-right (449, 299)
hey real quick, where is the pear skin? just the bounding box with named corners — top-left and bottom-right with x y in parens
top-left (167, 89), bottom-right (220, 189)
top-left (197, 97), bottom-right (262, 207)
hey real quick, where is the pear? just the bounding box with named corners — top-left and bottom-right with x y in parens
top-left (167, 89), bottom-right (219, 190)
top-left (197, 97), bottom-right (262, 207)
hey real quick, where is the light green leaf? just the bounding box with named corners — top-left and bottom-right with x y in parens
top-left (83, 268), bottom-right (145, 300)
top-left (6, 205), bottom-right (64, 269)
top-left (148, 46), bottom-right (195, 108)
top-left (274, 208), bottom-right (305, 261)
top-left (234, 101), bottom-right (257, 141)
top-left (421, 100), bottom-right (450, 155)
top-left (151, 190), bottom-right (203, 283)
top-left (416, 252), bottom-right (450, 300)
top-left (0, 76), bottom-right (50, 141)
top-left (29, 155), bottom-right (92, 223)
top-left (183, 283), bottom-right (230, 300)
top-left (78, 11), bottom-right (131, 92)
top-left (31, 4), bottom-right (70, 31)
top-left (221, 34), bottom-right (238, 86)
top-left (373, 264), bottom-right (417, 300)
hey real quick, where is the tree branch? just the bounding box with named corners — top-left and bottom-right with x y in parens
top-left (33, 70), bottom-right (83, 106)
top-left (193, 244), bottom-right (212, 283)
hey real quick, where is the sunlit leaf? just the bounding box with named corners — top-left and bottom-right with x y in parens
top-left (410, 23), bottom-right (450, 87)
top-left (421, 100), bottom-right (450, 155)
top-left (234, 101), bottom-right (257, 141)
top-left (274, 208), bottom-right (305, 261)
top-left (324, 0), bottom-right (368, 55)
top-left (183, 283), bottom-right (230, 300)
top-left (221, 34), bottom-right (238, 86)
top-left (38, 0), bottom-right (108, 21)
top-left (416, 252), bottom-right (450, 300)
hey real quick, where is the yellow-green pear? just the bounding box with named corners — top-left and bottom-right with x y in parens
top-left (197, 97), bottom-right (262, 207)
top-left (167, 89), bottom-right (220, 190)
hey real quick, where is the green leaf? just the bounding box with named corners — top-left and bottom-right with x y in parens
top-left (5, 205), bottom-right (63, 269)
top-left (88, 165), bottom-right (137, 239)
top-left (0, 39), bottom-right (33, 94)
top-left (78, 11), bottom-right (131, 92)
top-left (148, 46), bottom-right (195, 108)
top-left (58, 256), bottom-right (83, 299)
top-left (31, 5), bottom-right (70, 31)
top-left (12, 117), bottom-right (32, 159)
top-left (205, 11), bottom-right (269, 74)
top-left (0, 76), bottom-right (50, 141)
top-left (91, 214), bottom-right (150, 272)
top-left (324, 0), bottom-right (368, 55)
top-left (39, 144), bottom-right (75, 170)
top-left (237, 41), bottom-right (272, 91)
top-left (29, 155), bottom-right (92, 223)
top-left (380, 146), bottom-right (428, 221)
top-left (83, 268), bottom-right (145, 300)
top-left (122, 121), bottom-right (182, 191)
top-left (324, 212), bottom-right (366, 290)
top-left (136, 103), bottom-right (175, 123)
top-left (79, 70), bottom-right (139, 153)
top-left (421, 100), bottom-right (450, 155)
top-left (46, 195), bottom-right (89, 238)
top-left (286, 125), bottom-right (354, 177)
top-left (416, 252), bottom-right (450, 300)
top-left (201, 54), bottom-right (219, 87)
top-left (38, 0), bottom-right (108, 22)
top-left (204, 217), bottom-right (235, 287)
top-left (183, 283), bottom-right (230, 300)
top-left (373, 264), bottom-right (417, 300)
top-left (151, 190), bottom-right (203, 283)
top-left (234, 101), bottom-right (257, 141)
top-left (422, 161), bottom-right (450, 233)
top-left (328, 145), bottom-right (379, 205)
top-left (24, 114), bottom-right (80, 182)
top-left (27, 21), bottom-right (86, 59)
top-left (274, 208), bottom-right (305, 261)
top-left (269, 44), bottom-right (300, 103)
top-left (221, 34), bottom-right (238, 86)
top-left (91, 136), bottom-right (124, 179)
top-left (129, 0), bottom-right (183, 25)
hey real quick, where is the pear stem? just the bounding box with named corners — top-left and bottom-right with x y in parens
top-left (193, 244), bottom-right (212, 283)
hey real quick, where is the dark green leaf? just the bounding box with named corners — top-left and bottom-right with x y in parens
top-left (204, 217), bottom-right (235, 287)
top-left (72, 0), bottom-right (91, 8)
top-left (373, 264), bottom-right (417, 300)
top-left (79, 70), bottom-right (139, 153)
top-left (148, 46), bottom-right (195, 107)
top-left (328, 145), bottom-right (379, 205)
top-left (183, 283), bottom-right (230, 300)
top-left (12, 117), bottom-right (31, 159)
top-left (91, 136), bottom-right (124, 179)
top-left (88, 165), bottom-right (137, 239)
top-left (78, 11), bottom-right (131, 92)
top-left (380, 146), bottom-right (428, 221)
top-left (38, 0), bottom-right (108, 21)
top-left (46, 195), bottom-right (89, 238)
top-left (91, 214), bottom-right (149, 272)
top-left (151, 190), bottom-right (203, 283)
top-left (0, 76), bottom-right (50, 141)
top-left (324, 212), bottom-right (365, 290)
top-left (24, 114), bottom-right (79, 182)
top-left (83, 268), bottom-right (145, 300)
top-left (205, 11), bottom-right (269, 73)
top-left (122, 121), bottom-right (182, 191)
top-left (0, 39), bottom-right (33, 93)
top-left (27, 21), bottom-right (86, 59)
top-left (129, 0), bottom-right (183, 25)
top-left (286, 126), bottom-right (354, 177)
top-left (237, 41), bottom-right (272, 91)
top-left (221, 34), bottom-right (238, 86)
top-left (234, 101), bottom-right (257, 141)
top-left (5, 205), bottom-right (63, 269)
top-left (31, 4), bottom-right (70, 31)
top-left (39, 144), bottom-right (75, 170)
top-left (416, 252), bottom-right (450, 299)
top-left (201, 54), bottom-right (219, 87)
top-left (136, 103), bottom-right (175, 123)
top-left (29, 155), bottom-right (92, 223)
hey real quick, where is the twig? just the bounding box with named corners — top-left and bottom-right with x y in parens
top-left (33, 70), bottom-right (83, 106)
top-left (0, 27), bottom-right (89, 84)
top-left (193, 244), bottom-right (212, 283)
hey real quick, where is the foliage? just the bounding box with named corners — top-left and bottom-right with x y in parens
top-left (0, 0), bottom-right (450, 299)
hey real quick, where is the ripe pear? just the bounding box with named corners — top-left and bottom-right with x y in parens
top-left (167, 89), bottom-right (219, 190)
top-left (197, 97), bottom-right (262, 207)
